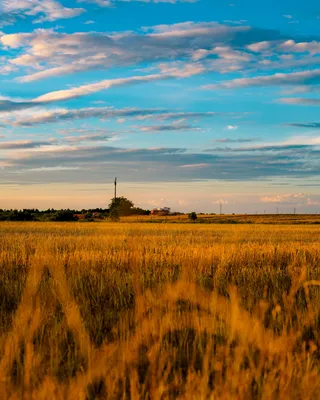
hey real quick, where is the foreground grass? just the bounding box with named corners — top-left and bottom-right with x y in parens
top-left (0, 222), bottom-right (320, 399)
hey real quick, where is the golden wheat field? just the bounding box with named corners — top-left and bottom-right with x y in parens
top-left (1, 222), bottom-right (320, 399)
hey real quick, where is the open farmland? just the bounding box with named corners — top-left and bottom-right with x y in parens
top-left (0, 222), bottom-right (320, 399)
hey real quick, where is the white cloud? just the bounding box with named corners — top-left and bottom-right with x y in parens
top-left (0, 23), bottom-right (249, 81)
top-left (213, 199), bottom-right (229, 204)
top-left (247, 41), bottom-right (272, 52)
top-left (1, 0), bottom-right (85, 24)
top-left (1, 22), bottom-right (319, 85)
top-left (260, 193), bottom-right (307, 203)
top-left (179, 163), bottom-right (210, 169)
top-left (261, 193), bottom-right (320, 207)
top-left (278, 40), bottom-right (320, 55)
top-left (20, 66), bottom-right (203, 104)
top-left (227, 125), bottom-right (238, 130)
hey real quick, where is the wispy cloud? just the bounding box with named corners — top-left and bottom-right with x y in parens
top-left (64, 133), bottom-right (115, 142)
top-left (138, 124), bottom-right (202, 133)
top-left (82, 0), bottom-right (198, 5)
top-left (0, 139), bottom-right (56, 149)
top-left (2, 106), bottom-right (239, 127)
top-left (205, 144), bottom-right (314, 153)
top-left (204, 69), bottom-right (320, 90)
top-left (286, 122), bottom-right (320, 129)
top-left (212, 138), bottom-right (259, 143)
top-left (178, 163), bottom-right (210, 169)
top-left (279, 98), bottom-right (320, 105)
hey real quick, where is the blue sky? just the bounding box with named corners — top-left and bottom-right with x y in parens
top-left (0, 0), bottom-right (320, 213)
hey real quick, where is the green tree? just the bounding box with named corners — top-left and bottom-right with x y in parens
top-left (50, 210), bottom-right (78, 222)
top-left (109, 197), bottom-right (134, 217)
top-left (188, 212), bottom-right (198, 222)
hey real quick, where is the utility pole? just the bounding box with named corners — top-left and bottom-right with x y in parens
top-left (294, 208), bottom-right (296, 215)
top-left (114, 177), bottom-right (117, 200)
top-left (220, 202), bottom-right (222, 215)
top-left (276, 207), bottom-right (279, 215)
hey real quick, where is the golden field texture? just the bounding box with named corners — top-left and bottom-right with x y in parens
top-left (0, 222), bottom-right (320, 399)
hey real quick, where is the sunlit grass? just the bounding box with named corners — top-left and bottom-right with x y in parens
top-left (0, 222), bottom-right (320, 398)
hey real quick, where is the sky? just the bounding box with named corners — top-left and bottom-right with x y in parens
top-left (0, 0), bottom-right (320, 213)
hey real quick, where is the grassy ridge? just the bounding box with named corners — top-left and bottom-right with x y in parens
top-left (0, 222), bottom-right (320, 398)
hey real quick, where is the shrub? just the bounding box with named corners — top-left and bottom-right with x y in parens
top-left (188, 212), bottom-right (198, 222)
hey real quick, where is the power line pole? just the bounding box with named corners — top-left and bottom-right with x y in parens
top-left (294, 208), bottom-right (296, 215)
top-left (114, 177), bottom-right (117, 200)
top-left (220, 202), bottom-right (222, 215)
top-left (276, 207), bottom-right (279, 215)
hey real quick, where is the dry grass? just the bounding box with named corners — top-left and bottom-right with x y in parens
top-left (0, 222), bottom-right (320, 399)
top-left (121, 213), bottom-right (320, 224)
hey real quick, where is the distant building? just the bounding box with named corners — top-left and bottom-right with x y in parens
top-left (151, 207), bottom-right (171, 216)
top-left (74, 214), bottom-right (85, 220)
top-left (92, 212), bottom-right (102, 218)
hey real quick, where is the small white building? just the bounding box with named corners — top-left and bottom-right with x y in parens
top-left (151, 207), bottom-right (171, 216)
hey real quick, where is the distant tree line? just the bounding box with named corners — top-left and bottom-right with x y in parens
top-left (0, 197), bottom-right (151, 222)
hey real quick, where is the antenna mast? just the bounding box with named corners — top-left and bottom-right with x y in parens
top-left (114, 177), bottom-right (117, 200)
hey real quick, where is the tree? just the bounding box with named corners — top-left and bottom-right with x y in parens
top-left (7, 210), bottom-right (36, 221)
top-left (188, 212), bottom-right (198, 222)
top-left (109, 208), bottom-right (120, 221)
top-left (109, 197), bottom-right (134, 217)
top-left (50, 210), bottom-right (78, 222)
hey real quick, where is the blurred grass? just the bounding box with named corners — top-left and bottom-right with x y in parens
top-left (0, 222), bottom-right (320, 398)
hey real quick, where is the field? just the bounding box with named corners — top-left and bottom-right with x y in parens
top-left (0, 222), bottom-right (320, 399)
top-left (122, 214), bottom-right (320, 225)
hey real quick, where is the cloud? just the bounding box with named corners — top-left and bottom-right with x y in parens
top-left (0, 23), bottom-right (250, 81)
top-left (0, 21), bottom-right (294, 82)
top-left (278, 40), bottom-right (320, 55)
top-left (279, 98), bottom-right (320, 105)
top-left (82, 0), bottom-right (197, 4)
top-left (247, 41), bottom-right (272, 52)
top-left (64, 134), bottom-right (115, 142)
top-left (3, 107), bottom-right (235, 127)
top-left (1, 0), bottom-right (85, 25)
top-left (0, 99), bottom-right (39, 113)
top-left (260, 193), bottom-right (320, 206)
top-left (204, 69), bottom-right (320, 90)
top-left (205, 144), bottom-right (313, 153)
top-left (1, 138), bottom-right (320, 185)
top-left (286, 123), bottom-right (320, 129)
top-left (260, 193), bottom-right (307, 203)
top-left (31, 69), bottom-right (203, 104)
top-left (307, 198), bottom-right (320, 206)
top-left (212, 138), bottom-right (259, 143)
top-left (227, 125), bottom-right (238, 130)
top-left (0, 139), bottom-right (55, 149)
top-left (213, 199), bottom-right (229, 204)
top-left (178, 163), bottom-right (210, 169)
top-left (138, 124), bottom-right (202, 133)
